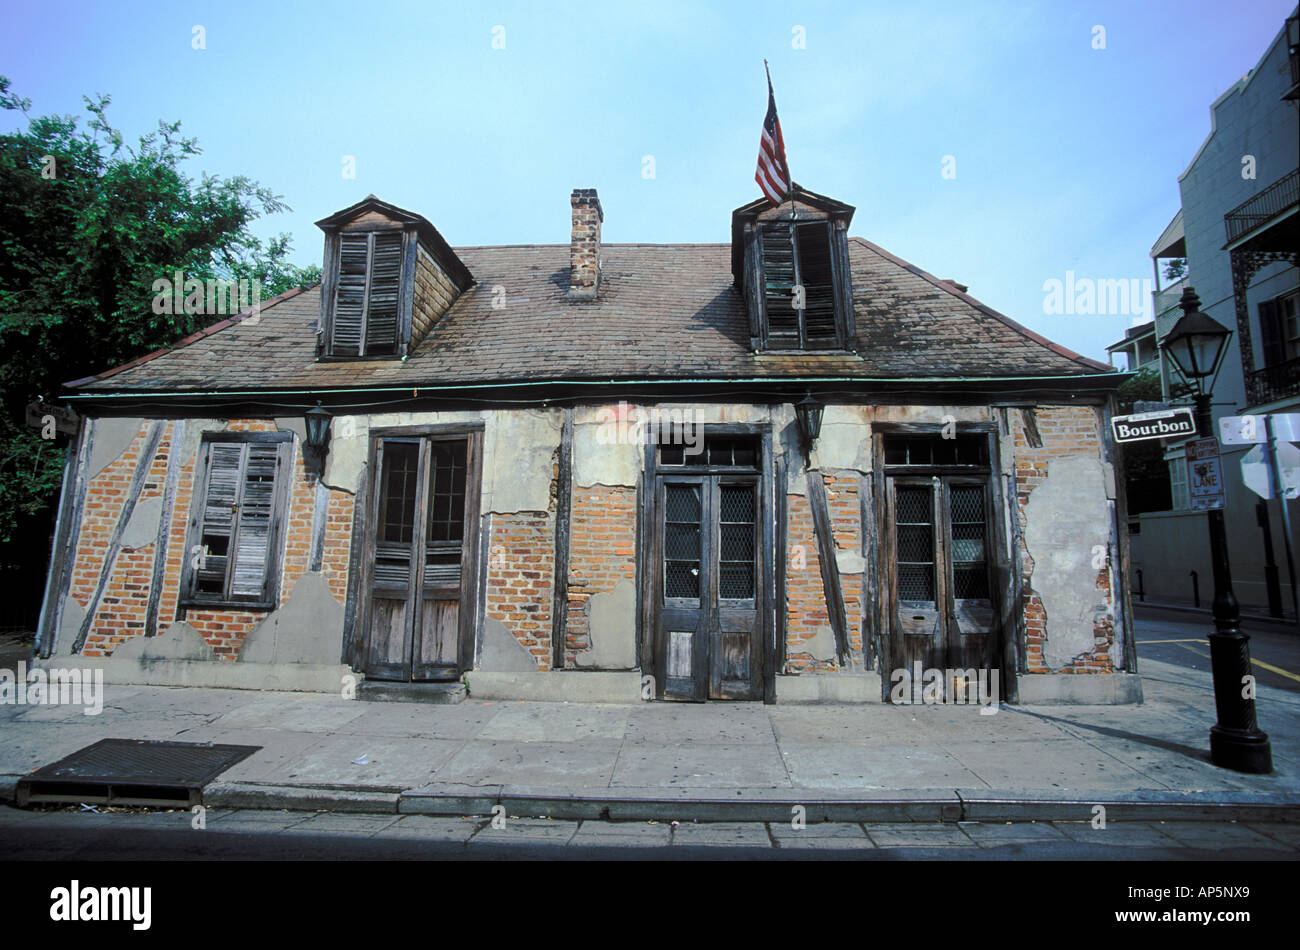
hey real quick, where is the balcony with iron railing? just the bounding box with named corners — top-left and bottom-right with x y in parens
top-left (1248, 354), bottom-right (1300, 406)
top-left (1224, 168), bottom-right (1300, 246)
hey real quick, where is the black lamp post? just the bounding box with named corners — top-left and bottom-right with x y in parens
top-left (1159, 286), bottom-right (1272, 773)
top-left (794, 392), bottom-right (824, 465)
top-left (303, 401), bottom-right (332, 482)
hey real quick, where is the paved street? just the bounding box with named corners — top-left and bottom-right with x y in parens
top-left (1, 805), bottom-right (1295, 860)
top-left (1135, 605), bottom-right (1299, 695)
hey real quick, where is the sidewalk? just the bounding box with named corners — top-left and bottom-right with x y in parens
top-left (2, 657), bottom-right (1297, 824)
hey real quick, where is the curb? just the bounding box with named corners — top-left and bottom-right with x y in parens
top-left (187, 781), bottom-right (1300, 824)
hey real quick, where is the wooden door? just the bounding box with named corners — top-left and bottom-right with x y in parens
top-left (887, 475), bottom-right (997, 699)
top-left (655, 475), bottom-right (762, 701)
top-left (363, 434), bottom-right (476, 682)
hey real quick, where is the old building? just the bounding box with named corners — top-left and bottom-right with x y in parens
top-left (34, 183), bottom-right (1139, 705)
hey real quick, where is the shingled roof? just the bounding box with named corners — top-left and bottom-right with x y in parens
top-left (67, 237), bottom-right (1112, 393)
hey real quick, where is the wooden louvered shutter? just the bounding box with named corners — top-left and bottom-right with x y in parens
top-left (760, 223), bottom-right (799, 344)
top-left (1259, 298), bottom-right (1283, 368)
top-left (194, 443), bottom-right (244, 596)
top-left (188, 437), bottom-right (289, 606)
top-left (365, 232), bottom-right (403, 354)
top-left (332, 234), bottom-right (369, 356)
top-left (795, 222), bottom-right (838, 347)
top-left (229, 443), bottom-right (281, 600)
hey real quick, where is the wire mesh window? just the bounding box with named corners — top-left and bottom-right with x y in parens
top-left (718, 485), bottom-right (756, 599)
top-left (664, 484), bottom-right (702, 599)
top-left (949, 484), bottom-right (989, 600)
top-left (895, 485), bottom-right (935, 601)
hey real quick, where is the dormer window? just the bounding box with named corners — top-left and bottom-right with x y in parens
top-left (315, 195), bottom-right (474, 361)
top-left (731, 185), bottom-right (856, 353)
top-left (331, 230), bottom-right (407, 357)
top-left (759, 220), bottom-right (839, 348)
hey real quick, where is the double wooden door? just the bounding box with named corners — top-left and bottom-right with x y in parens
top-left (655, 475), bottom-right (763, 701)
top-left (362, 431), bottom-right (480, 681)
top-left (887, 475), bottom-right (998, 698)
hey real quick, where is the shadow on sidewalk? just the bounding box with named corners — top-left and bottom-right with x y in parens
top-left (999, 706), bottom-right (1213, 766)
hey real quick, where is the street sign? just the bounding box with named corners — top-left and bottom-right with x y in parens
top-left (1112, 407), bottom-right (1198, 444)
top-left (1241, 442), bottom-right (1300, 500)
top-left (1186, 437), bottom-right (1225, 510)
top-left (1220, 413), bottom-right (1300, 446)
top-left (24, 401), bottom-right (79, 437)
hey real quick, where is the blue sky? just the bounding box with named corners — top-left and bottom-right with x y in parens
top-left (2, 0), bottom-right (1295, 363)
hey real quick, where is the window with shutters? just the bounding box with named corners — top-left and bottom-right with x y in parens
top-left (181, 432), bottom-right (294, 609)
top-left (322, 229), bottom-right (408, 358)
top-left (758, 220), bottom-right (846, 350)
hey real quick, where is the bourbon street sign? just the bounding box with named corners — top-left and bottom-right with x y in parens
top-left (1111, 407), bottom-right (1197, 444)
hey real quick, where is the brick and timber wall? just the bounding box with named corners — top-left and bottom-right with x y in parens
top-left (784, 472), bottom-right (863, 672)
top-left (73, 417), bottom-right (353, 661)
top-left (565, 484), bottom-right (636, 667)
top-left (1012, 406), bottom-right (1116, 674)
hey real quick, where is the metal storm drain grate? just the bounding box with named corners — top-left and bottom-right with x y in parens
top-left (17, 738), bottom-right (261, 808)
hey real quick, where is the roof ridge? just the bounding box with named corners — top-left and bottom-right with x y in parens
top-left (848, 236), bottom-right (1112, 372)
top-left (64, 283), bottom-right (317, 388)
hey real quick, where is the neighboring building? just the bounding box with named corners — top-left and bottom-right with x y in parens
top-left (33, 183), bottom-right (1138, 706)
top-left (1105, 319), bottom-right (1159, 374)
top-left (1129, 11), bottom-right (1300, 615)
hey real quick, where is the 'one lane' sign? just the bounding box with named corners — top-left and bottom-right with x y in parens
top-left (1111, 407), bottom-right (1197, 444)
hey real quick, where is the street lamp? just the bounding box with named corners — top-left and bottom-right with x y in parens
top-left (794, 392), bottom-right (824, 465)
top-left (303, 401), bottom-right (332, 482)
top-left (1159, 286), bottom-right (1272, 773)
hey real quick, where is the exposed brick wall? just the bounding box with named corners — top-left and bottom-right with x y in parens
top-left (1012, 406), bottom-right (1116, 674)
top-left (74, 417), bottom-right (353, 662)
top-left (784, 490), bottom-right (825, 670)
top-left (484, 511), bottom-right (555, 670)
top-left (565, 484), bottom-right (635, 667)
top-left (824, 473), bottom-right (863, 655)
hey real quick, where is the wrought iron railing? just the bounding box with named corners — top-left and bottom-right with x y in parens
top-left (1224, 169), bottom-right (1300, 244)
top-left (1249, 354), bottom-right (1300, 405)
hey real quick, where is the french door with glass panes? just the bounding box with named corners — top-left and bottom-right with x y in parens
top-left (362, 432), bottom-right (479, 681)
top-left (888, 475), bottom-right (998, 699)
top-left (656, 475), bottom-right (762, 701)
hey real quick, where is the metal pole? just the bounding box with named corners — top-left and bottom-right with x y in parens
top-left (1196, 393), bottom-right (1272, 773)
top-left (1263, 413), bottom-right (1300, 630)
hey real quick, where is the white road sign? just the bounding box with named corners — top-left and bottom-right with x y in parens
top-left (1241, 442), bottom-right (1300, 500)
top-left (1220, 412), bottom-right (1300, 445)
top-left (1112, 407), bottom-right (1197, 444)
top-left (1186, 437), bottom-right (1225, 510)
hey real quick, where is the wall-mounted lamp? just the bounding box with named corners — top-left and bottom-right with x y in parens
top-left (794, 392), bottom-right (823, 466)
top-left (303, 401), bottom-right (332, 481)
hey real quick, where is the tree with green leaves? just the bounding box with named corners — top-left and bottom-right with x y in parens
top-left (0, 76), bottom-right (319, 623)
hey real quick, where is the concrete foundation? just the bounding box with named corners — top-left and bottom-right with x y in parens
top-left (1016, 673), bottom-right (1144, 705)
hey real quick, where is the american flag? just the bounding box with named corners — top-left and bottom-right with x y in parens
top-left (755, 63), bottom-right (791, 205)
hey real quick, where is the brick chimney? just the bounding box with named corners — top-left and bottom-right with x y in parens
top-left (569, 188), bottom-right (603, 298)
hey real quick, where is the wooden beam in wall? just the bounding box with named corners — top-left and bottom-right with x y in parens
top-left (71, 421), bottom-right (165, 655)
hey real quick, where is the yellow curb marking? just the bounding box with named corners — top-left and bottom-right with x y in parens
top-left (1143, 640), bottom-right (1300, 683)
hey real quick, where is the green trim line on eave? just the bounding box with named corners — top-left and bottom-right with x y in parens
top-left (63, 372), bottom-right (1131, 400)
